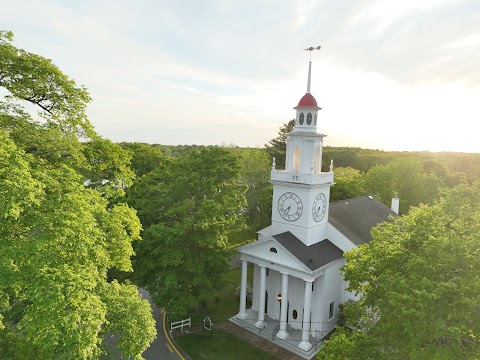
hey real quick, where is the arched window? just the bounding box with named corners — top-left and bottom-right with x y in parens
top-left (299, 113), bottom-right (304, 125)
top-left (306, 113), bottom-right (312, 125)
top-left (293, 310), bottom-right (298, 319)
top-left (293, 147), bottom-right (301, 172)
top-left (269, 247), bottom-right (277, 253)
top-left (314, 145), bottom-right (321, 173)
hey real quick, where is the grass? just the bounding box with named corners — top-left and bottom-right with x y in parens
top-left (184, 266), bottom-right (253, 323)
top-left (174, 267), bottom-right (262, 359)
top-left (176, 329), bottom-right (279, 360)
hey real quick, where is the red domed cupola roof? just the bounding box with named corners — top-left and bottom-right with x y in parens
top-left (297, 93), bottom-right (318, 108)
top-left (294, 93), bottom-right (321, 110)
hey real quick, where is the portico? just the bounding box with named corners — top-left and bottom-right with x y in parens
top-left (237, 259), bottom-right (316, 349)
top-left (234, 232), bottom-right (345, 355)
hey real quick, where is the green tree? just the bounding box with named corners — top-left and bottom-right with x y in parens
top-left (364, 158), bottom-right (444, 213)
top-left (81, 137), bottom-right (136, 199)
top-left (0, 31), bottom-right (155, 359)
top-left (265, 119), bottom-right (295, 169)
top-left (120, 142), bottom-right (164, 178)
top-left (330, 167), bottom-right (365, 202)
top-left (0, 30), bottom-right (92, 137)
top-left (238, 148), bottom-right (272, 231)
top-left (127, 147), bottom-right (247, 316)
top-left (319, 182), bottom-right (480, 359)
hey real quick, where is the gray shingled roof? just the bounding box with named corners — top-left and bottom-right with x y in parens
top-left (328, 195), bottom-right (396, 246)
top-left (273, 232), bottom-right (343, 270)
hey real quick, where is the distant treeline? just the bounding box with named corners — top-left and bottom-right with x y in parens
top-left (148, 143), bottom-right (480, 183)
top-left (323, 147), bottom-right (480, 182)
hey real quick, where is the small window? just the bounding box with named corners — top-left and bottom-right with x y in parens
top-left (329, 301), bottom-right (335, 320)
top-left (266, 268), bottom-right (270, 276)
top-left (293, 310), bottom-right (298, 319)
top-left (299, 113), bottom-right (304, 125)
top-left (269, 247), bottom-right (277, 253)
top-left (306, 113), bottom-right (312, 125)
top-left (314, 113), bottom-right (317, 126)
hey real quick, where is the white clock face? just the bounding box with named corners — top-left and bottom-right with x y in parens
top-left (312, 193), bottom-right (327, 222)
top-left (278, 192), bottom-right (303, 221)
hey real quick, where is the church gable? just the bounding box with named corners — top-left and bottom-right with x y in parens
top-left (238, 238), bottom-right (312, 272)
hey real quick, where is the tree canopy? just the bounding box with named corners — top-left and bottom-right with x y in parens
top-left (318, 182), bottom-right (480, 359)
top-left (0, 30), bottom-right (155, 359)
top-left (0, 30), bottom-right (92, 137)
top-left (119, 142), bottom-right (164, 178)
top-left (265, 119), bottom-right (295, 169)
top-left (329, 167), bottom-right (365, 202)
top-left (227, 147), bottom-right (272, 232)
top-left (127, 147), bottom-right (247, 317)
top-left (364, 158), bottom-right (444, 213)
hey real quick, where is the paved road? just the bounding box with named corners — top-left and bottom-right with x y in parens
top-left (139, 289), bottom-right (186, 360)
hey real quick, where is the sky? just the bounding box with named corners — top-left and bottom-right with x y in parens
top-left (1, 0), bottom-right (480, 153)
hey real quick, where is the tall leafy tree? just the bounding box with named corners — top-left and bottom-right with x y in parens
top-left (0, 30), bottom-right (92, 136)
top-left (120, 142), bottom-right (164, 178)
top-left (265, 119), bottom-right (295, 169)
top-left (319, 182), bottom-right (480, 359)
top-left (81, 137), bottom-right (136, 199)
top-left (330, 167), bottom-right (365, 202)
top-left (238, 148), bottom-right (272, 231)
top-left (364, 158), bottom-right (444, 213)
top-left (128, 147), bottom-right (247, 316)
top-left (0, 30), bottom-right (155, 359)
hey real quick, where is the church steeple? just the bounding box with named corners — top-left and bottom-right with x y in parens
top-left (286, 57), bottom-right (324, 174)
top-left (270, 48), bottom-right (334, 246)
top-left (294, 51), bottom-right (322, 134)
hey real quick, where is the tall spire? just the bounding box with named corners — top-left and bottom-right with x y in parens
top-left (307, 61), bottom-right (312, 93)
top-left (304, 45), bottom-right (321, 94)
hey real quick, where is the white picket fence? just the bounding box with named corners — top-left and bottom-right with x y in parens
top-left (170, 317), bottom-right (191, 332)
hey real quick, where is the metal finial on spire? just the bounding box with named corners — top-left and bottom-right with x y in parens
top-left (304, 46), bottom-right (321, 52)
top-left (304, 45), bottom-right (321, 93)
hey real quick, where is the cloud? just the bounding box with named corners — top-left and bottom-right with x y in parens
top-left (324, 0), bottom-right (480, 86)
top-left (1, 0), bottom-right (479, 152)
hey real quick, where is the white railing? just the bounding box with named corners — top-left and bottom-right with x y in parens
top-left (170, 317), bottom-right (191, 332)
top-left (271, 170), bottom-right (334, 185)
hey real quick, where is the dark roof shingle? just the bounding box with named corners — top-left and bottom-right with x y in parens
top-left (273, 232), bottom-right (343, 270)
top-left (328, 195), bottom-right (395, 246)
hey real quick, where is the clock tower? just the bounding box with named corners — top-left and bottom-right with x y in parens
top-left (270, 58), bottom-right (334, 246)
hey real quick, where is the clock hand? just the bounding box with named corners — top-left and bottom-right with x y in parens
top-left (284, 206), bottom-right (291, 216)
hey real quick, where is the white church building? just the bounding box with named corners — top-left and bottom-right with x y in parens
top-left (229, 59), bottom-right (396, 359)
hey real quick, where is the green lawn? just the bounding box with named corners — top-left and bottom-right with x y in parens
top-left (173, 267), bottom-right (261, 359)
top-left (176, 329), bottom-right (279, 360)
top-left (186, 266), bottom-right (253, 323)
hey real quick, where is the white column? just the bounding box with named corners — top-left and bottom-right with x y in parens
top-left (276, 272), bottom-right (289, 339)
top-left (255, 266), bottom-right (267, 328)
top-left (299, 280), bottom-right (313, 351)
top-left (236, 259), bottom-right (248, 319)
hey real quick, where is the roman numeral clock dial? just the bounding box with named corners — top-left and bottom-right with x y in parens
top-left (278, 192), bottom-right (303, 221)
top-left (313, 193), bottom-right (327, 222)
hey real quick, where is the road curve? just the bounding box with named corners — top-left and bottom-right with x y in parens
top-left (139, 288), bottom-right (187, 360)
